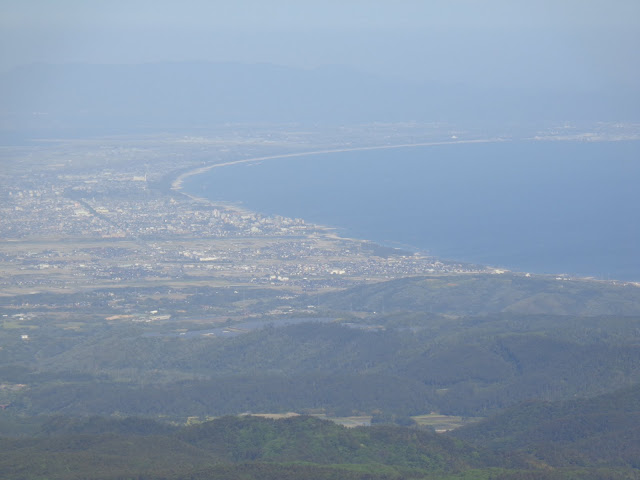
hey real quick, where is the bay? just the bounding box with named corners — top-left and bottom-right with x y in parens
top-left (182, 140), bottom-right (640, 281)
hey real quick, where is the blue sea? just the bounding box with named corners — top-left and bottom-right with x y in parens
top-left (183, 140), bottom-right (640, 281)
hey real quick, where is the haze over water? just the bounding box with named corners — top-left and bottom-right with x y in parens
top-left (184, 140), bottom-right (640, 281)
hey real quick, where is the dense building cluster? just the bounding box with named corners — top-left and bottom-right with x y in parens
top-left (0, 135), bottom-right (491, 297)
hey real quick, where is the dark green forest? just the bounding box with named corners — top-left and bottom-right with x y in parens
top-left (3, 309), bottom-right (640, 418)
top-left (1, 408), bottom-right (640, 480)
top-left (1, 273), bottom-right (640, 478)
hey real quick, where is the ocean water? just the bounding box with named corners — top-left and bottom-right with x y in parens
top-left (183, 140), bottom-right (640, 281)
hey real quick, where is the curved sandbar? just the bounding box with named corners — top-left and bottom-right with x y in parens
top-left (170, 138), bottom-right (503, 192)
top-left (168, 137), bottom-right (507, 261)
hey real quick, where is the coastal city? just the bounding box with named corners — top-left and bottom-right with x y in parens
top-left (2, 122), bottom-right (638, 327)
top-left (0, 127), bottom-right (492, 302)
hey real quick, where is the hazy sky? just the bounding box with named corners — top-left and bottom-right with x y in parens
top-left (1, 0), bottom-right (639, 90)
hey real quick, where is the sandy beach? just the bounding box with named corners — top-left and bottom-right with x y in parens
top-left (170, 138), bottom-right (500, 192)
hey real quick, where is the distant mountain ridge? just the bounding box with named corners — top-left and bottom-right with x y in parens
top-left (1, 62), bottom-right (637, 135)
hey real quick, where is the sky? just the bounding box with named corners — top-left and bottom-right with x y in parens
top-left (1, 0), bottom-right (639, 90)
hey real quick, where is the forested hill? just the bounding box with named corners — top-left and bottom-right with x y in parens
top-left (9, 314), bottom-right (640, 418)
top-left (2, 269), bottom-right (640, 420)
top-left (452, 384), bottom-right (640, 468)
top-left (0, 415), bottom-right (503, 480)
top-left (2, 413), bottom-right (639, 480)
top-left (309, 273), bottom-right (640, 316)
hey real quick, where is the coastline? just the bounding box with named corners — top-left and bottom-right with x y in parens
top-left (169, 139), bottom-right (640, 285)
top-left (170, 138), bottom-right (502, 192)
top-left (169, 138), bottom-right (506, 262)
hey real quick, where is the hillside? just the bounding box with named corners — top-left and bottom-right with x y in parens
top-left (2, 413), bottom-right (639, 480)
top-left (452, 384), bottom-right (640, 468)
top-left (310, 273), bottom-right (640, 316)
top-left (0, 415), bottom-right (500, 480)
top-left (5, 310), bottom-right (640, 418)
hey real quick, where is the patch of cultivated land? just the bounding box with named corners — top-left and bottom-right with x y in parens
top-left (412, 414), bottom-right (482, 432)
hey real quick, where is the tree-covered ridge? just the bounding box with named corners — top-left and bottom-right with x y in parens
top-left (175, 415), bottom-right (487, 467)
top-left (0, 415), bottom-right (499, 479)
top-left (1, 272), bottom-right (639, 479)
top-left (1, 413), bottom-right (639, 480)
top-left (6, 312), bottom-right (640, 418)
top-left (311, 274), bottom-right (640, 316)
top-left (453, 384), bottom-right (640, 468)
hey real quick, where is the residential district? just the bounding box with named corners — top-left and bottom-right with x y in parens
top-left (1, 123), bottom-right (637, 332)
top-left (1, 130), bottom-right (492, 300)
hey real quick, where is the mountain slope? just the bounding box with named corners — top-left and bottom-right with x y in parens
top-left (452, 384), bottom-right (640, 468)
